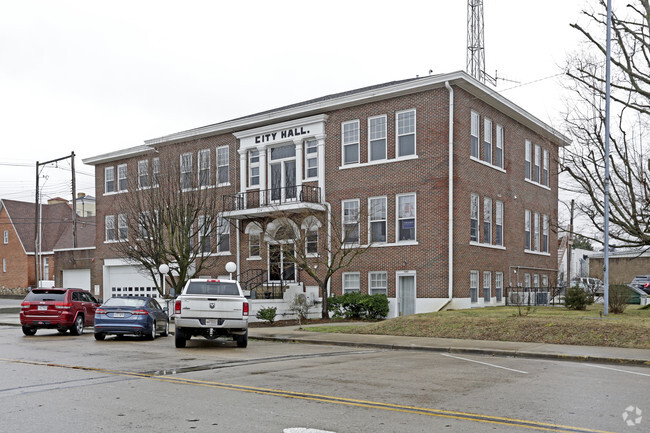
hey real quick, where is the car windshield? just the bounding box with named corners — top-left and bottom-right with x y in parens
top-left (24, 290), bottom-right (66, 302)
top-left (103, 297), bottom-right (147, 308)
top-left (186, 281), bottom-right (239, 296)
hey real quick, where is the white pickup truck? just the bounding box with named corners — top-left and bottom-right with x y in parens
top-left (173, 278), bottom-right (249, 348)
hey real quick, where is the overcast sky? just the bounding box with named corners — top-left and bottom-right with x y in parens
top-left (0, 0), bottom-right (589, 204)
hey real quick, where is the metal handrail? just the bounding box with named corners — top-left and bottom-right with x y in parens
top-left (223, 185), bottom-right (321, 211)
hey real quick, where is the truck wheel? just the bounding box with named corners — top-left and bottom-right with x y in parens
top-left (236, 330), bottom-right (248, 348)
top-left (175, 328), bottom-right (186, 348)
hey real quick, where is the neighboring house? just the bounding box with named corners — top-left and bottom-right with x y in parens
top-left (588, 249), bottom-right (650, 286)
top-left (74, 193), bottom-right (96, 217)
top-left (557, 234), bottom-right (591, 284)
top-left (84, 71), bottom-right (569, 316)
top-left (0, 198), bottom-right (95, 292)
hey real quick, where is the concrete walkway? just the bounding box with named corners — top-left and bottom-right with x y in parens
top-left (3, 304), bottom-right (648, 367)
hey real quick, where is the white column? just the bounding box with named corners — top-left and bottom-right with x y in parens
top-left (294, 138), bottom-right (303, 201)
top-left (238, 150), bottom-right (247, 209)
top-left (316, 135), bottom-right (326, 201)
top-left (259, 146), bottom-right (267, 205)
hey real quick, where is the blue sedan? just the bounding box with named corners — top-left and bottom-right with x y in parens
top-left (94, 296), bottom-right (169, 340)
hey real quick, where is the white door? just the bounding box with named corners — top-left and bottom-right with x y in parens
top-left (62, 269), bottom-right (91, 291)
top-left (398, 274), bottom-right (416, 316)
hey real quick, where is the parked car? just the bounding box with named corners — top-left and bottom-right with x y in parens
top-left (20, 288), bottom-right (101, 336)
top-left (94, 296), bottom-right (169, 341)
top-left (629, 275), bottom-right (650, 294)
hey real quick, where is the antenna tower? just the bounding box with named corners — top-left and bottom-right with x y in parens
top-left (467, 1), bottom-right (496, 86)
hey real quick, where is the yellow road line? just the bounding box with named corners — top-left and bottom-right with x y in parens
top-left (0, 357), bottom-right (616, 433)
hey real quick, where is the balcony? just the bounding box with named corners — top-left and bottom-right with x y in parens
top-left (223, 185), bottom-right (325, 219)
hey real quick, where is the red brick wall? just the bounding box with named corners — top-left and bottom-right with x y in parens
top-left (0, 207), bottom-right (33, 288)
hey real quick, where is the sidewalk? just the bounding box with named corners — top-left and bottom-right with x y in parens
top-left (2, 309), bottom-right (648, 367)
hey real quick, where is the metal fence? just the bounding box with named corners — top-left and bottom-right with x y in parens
top-left (504, 286), bottom-right (564, 307)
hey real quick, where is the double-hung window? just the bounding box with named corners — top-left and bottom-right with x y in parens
top-left (397, 193), bottom-right (416, 241)
top-left (249, 150), bottom-right (260, 186)
top-left (542, 149), bottom-right (549, 186)
top-left (483, 197), bottom-right (492, 244)
top-left (180, 153), bottom-right (193, 190)
top-left (525, 140), bottom-right (532, 180)
top-left (470, 193), bottom-right (480, 242)
top-left (483, 271), bottom-right (491, 302)
top-left (483, 118), bottom-right (492, 164)
top-left (305, 139), bottom-right (318, 179)
top-left (524, 210), bottom-right (531, 250)
top-left (369, 115), bottom-right (387, 161)
top-left (198, 149), bottom-right (211, 188)
top-left (105, 215), bottom-right (115, 241)
top-left (369, 271), bottom-right (388, 295)
top-left (152, 157), bottom-right (160, 187)
top-left (342, 120), bottom-right (360, 165)
top-left (138, 160), bottom-right (149, 189)
top-left (217, 215), bottom-right (230, 253)
top-left (495, 272), bottom-right (503, 302)
top-left (198, 215), bottom-right (211, 254)
top-left (217, 146), bottom-right (229, 185)
top-left (117, 164), bottom-right (127, 192)
top-left (306, 229), bottom-right (318, 255)
top-left (542, 275), bottom-right (549, 288)
top-left (470, 270), bottom-right (479, 303)
top-left (138, 211), bottom-right (149, 239)
top-left (342, 199), bottom-right (360, 244)
top-left (369, 196), bottom-right (387, 243)
top-left (471, 111), bottom-right (480, 158)
top-left (542, 214), bottom-right (549, 253)
top-left (105, 167), bottom-right (115, 193)
top-left (534, 212), bottom-right (540, 251)
top-left (3, 230), bottom-right (8, 244)
top-left (118, 214), bottom-right (128, 240)
top-left (2, 258), bottom-right (5, 273)
top-left (534, 144), bottom-right (541, 183)
top-left (495, 124), bottom-right (504, 168)
top-left (249, 232), bottom-right (261, 258)
top-left (397, 110), bottom-right (416, 157)
top-left (495, 200), bottom-right (504, 246)
top-left (343, 272), bottom-right (360, 293)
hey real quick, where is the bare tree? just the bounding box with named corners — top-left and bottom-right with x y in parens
top-left (256, 203), bottom-right (375, 319)
top-left (106, 156), bottom-right (225, 295)
top-left (562, 0), bottom-right (650, 247)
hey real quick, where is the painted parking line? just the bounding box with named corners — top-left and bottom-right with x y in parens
top-left (582, 363), bottom-right (650, 377)
top-left (1, 357), bottom-right (614, 433)
top-left (441, 353), bottom-right (528, 374)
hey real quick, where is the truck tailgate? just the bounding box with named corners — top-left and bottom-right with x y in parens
top-left (180, 295), bottom-right (245, 319)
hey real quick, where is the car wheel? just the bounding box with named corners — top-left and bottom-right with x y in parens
top-left (22, 326), bottom-right (37, 336)
top-left (235, 330), bottom-right (248, 348)
top-left (70, 315), bottom-right (84, 336)
top-left (148, 321), bottom-right (157, 340)
top-left (161, 320), bottom-right (169, 337)
top-left (94, 332), bottom-right (105, 341)
top-left (175, 328), bottom-right (186, 348)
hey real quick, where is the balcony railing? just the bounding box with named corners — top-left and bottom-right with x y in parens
top-left (223, 185), bottom-right (322, 212)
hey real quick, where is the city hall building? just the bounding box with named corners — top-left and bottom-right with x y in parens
top-left (84, 71), bottom-right (569, 317)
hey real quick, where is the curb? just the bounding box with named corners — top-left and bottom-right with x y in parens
top-left (250, 335), bottom-right (650, 367)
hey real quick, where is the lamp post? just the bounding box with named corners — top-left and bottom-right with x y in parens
top-left (158, 264), bottom-right (169, 297)
top-left (225, 262), bottom-right (237, 280)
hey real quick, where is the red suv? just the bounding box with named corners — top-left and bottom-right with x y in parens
top-left (20, 288), bottom-right (101, 336)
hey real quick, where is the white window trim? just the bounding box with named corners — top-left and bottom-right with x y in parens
top-left (368, 115), bottom-right (387, 162)
top-left (3, 230), bottom-right (8, 244)
top-left (396, 109), bottom-right (417, 158)
top-left (483, 197), bottom-right (492, 245)
top-left (369, 271), bottom-right (388, 295)
top-left (2, 258), bottom-right (6, 273)
top-left (368, 196), bottom-right (387, 244)
top-left (342, 120), bottom-right (360, 166)
top-left (470, 193), bottom-right (480, 243)
top-left (216, 145), bottom-right (230, 187)
top-left (483, 271), bottom-right (492, 302)
top-left (104, 166), bottom-right (115, 194)
top-left (198, 149), bottom-right (211, 189)
top-left (495, 124), bottom-right (504, 169)
top-left (304, 139), bottom-right (319, 180)
top-left (483, 118), bottom-right (492, 164)
top-left (105, 215), bottom-right (116, 243)
top-left (396, 193), bottom-right (416, 243)
top-left (217, 215), bottom-right (231, 254)
top-left (137, 160), bottom-right (149, 190)
top-left (152, 157), bottom-right (160, 188)
top-left (180, 152), bottom-right (193, 191)
top-left (470, 270), bottom-right (479, 303)
top-left (342, 198), bottom-right (361, 246)
top-left (342, 272), bottom-right (361, 293)
top-left (117, 164), bottom-right (128, 192)
top-left (338, 154), bottom-right (418, 170)
top-left (525, 140), bottom-right (532, 180)
top-left (524, 209), bottom-right (531, 251)
top-left (470, 111), bottom-right (480, 159)
top-left (495, 200), bottom-right (504, 247)
top-left (470, 155), bottom-right (507, 173)
top-left (249, 149), bottom-right (260, 187)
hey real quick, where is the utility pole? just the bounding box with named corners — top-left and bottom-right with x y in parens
top-left (34, 153), bottom-right (78, 287)
top-left (566, 199), bottom-right (575, 287)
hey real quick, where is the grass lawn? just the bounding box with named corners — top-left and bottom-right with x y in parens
top-left (302, 305), bottom-right (650, 349)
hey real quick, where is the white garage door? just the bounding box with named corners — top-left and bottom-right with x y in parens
top-left (62, 269), bottom-right (91, 292)
top-left (105, 265), bottom-right (159, 299)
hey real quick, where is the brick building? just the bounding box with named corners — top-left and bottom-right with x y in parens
top-left (0, 198), bottom-right (95, 293)
top-left (84, 71), bottom-right (569, 316)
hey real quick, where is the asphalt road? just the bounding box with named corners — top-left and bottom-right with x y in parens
top-left (0, 324), bottom-right (648, 433)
